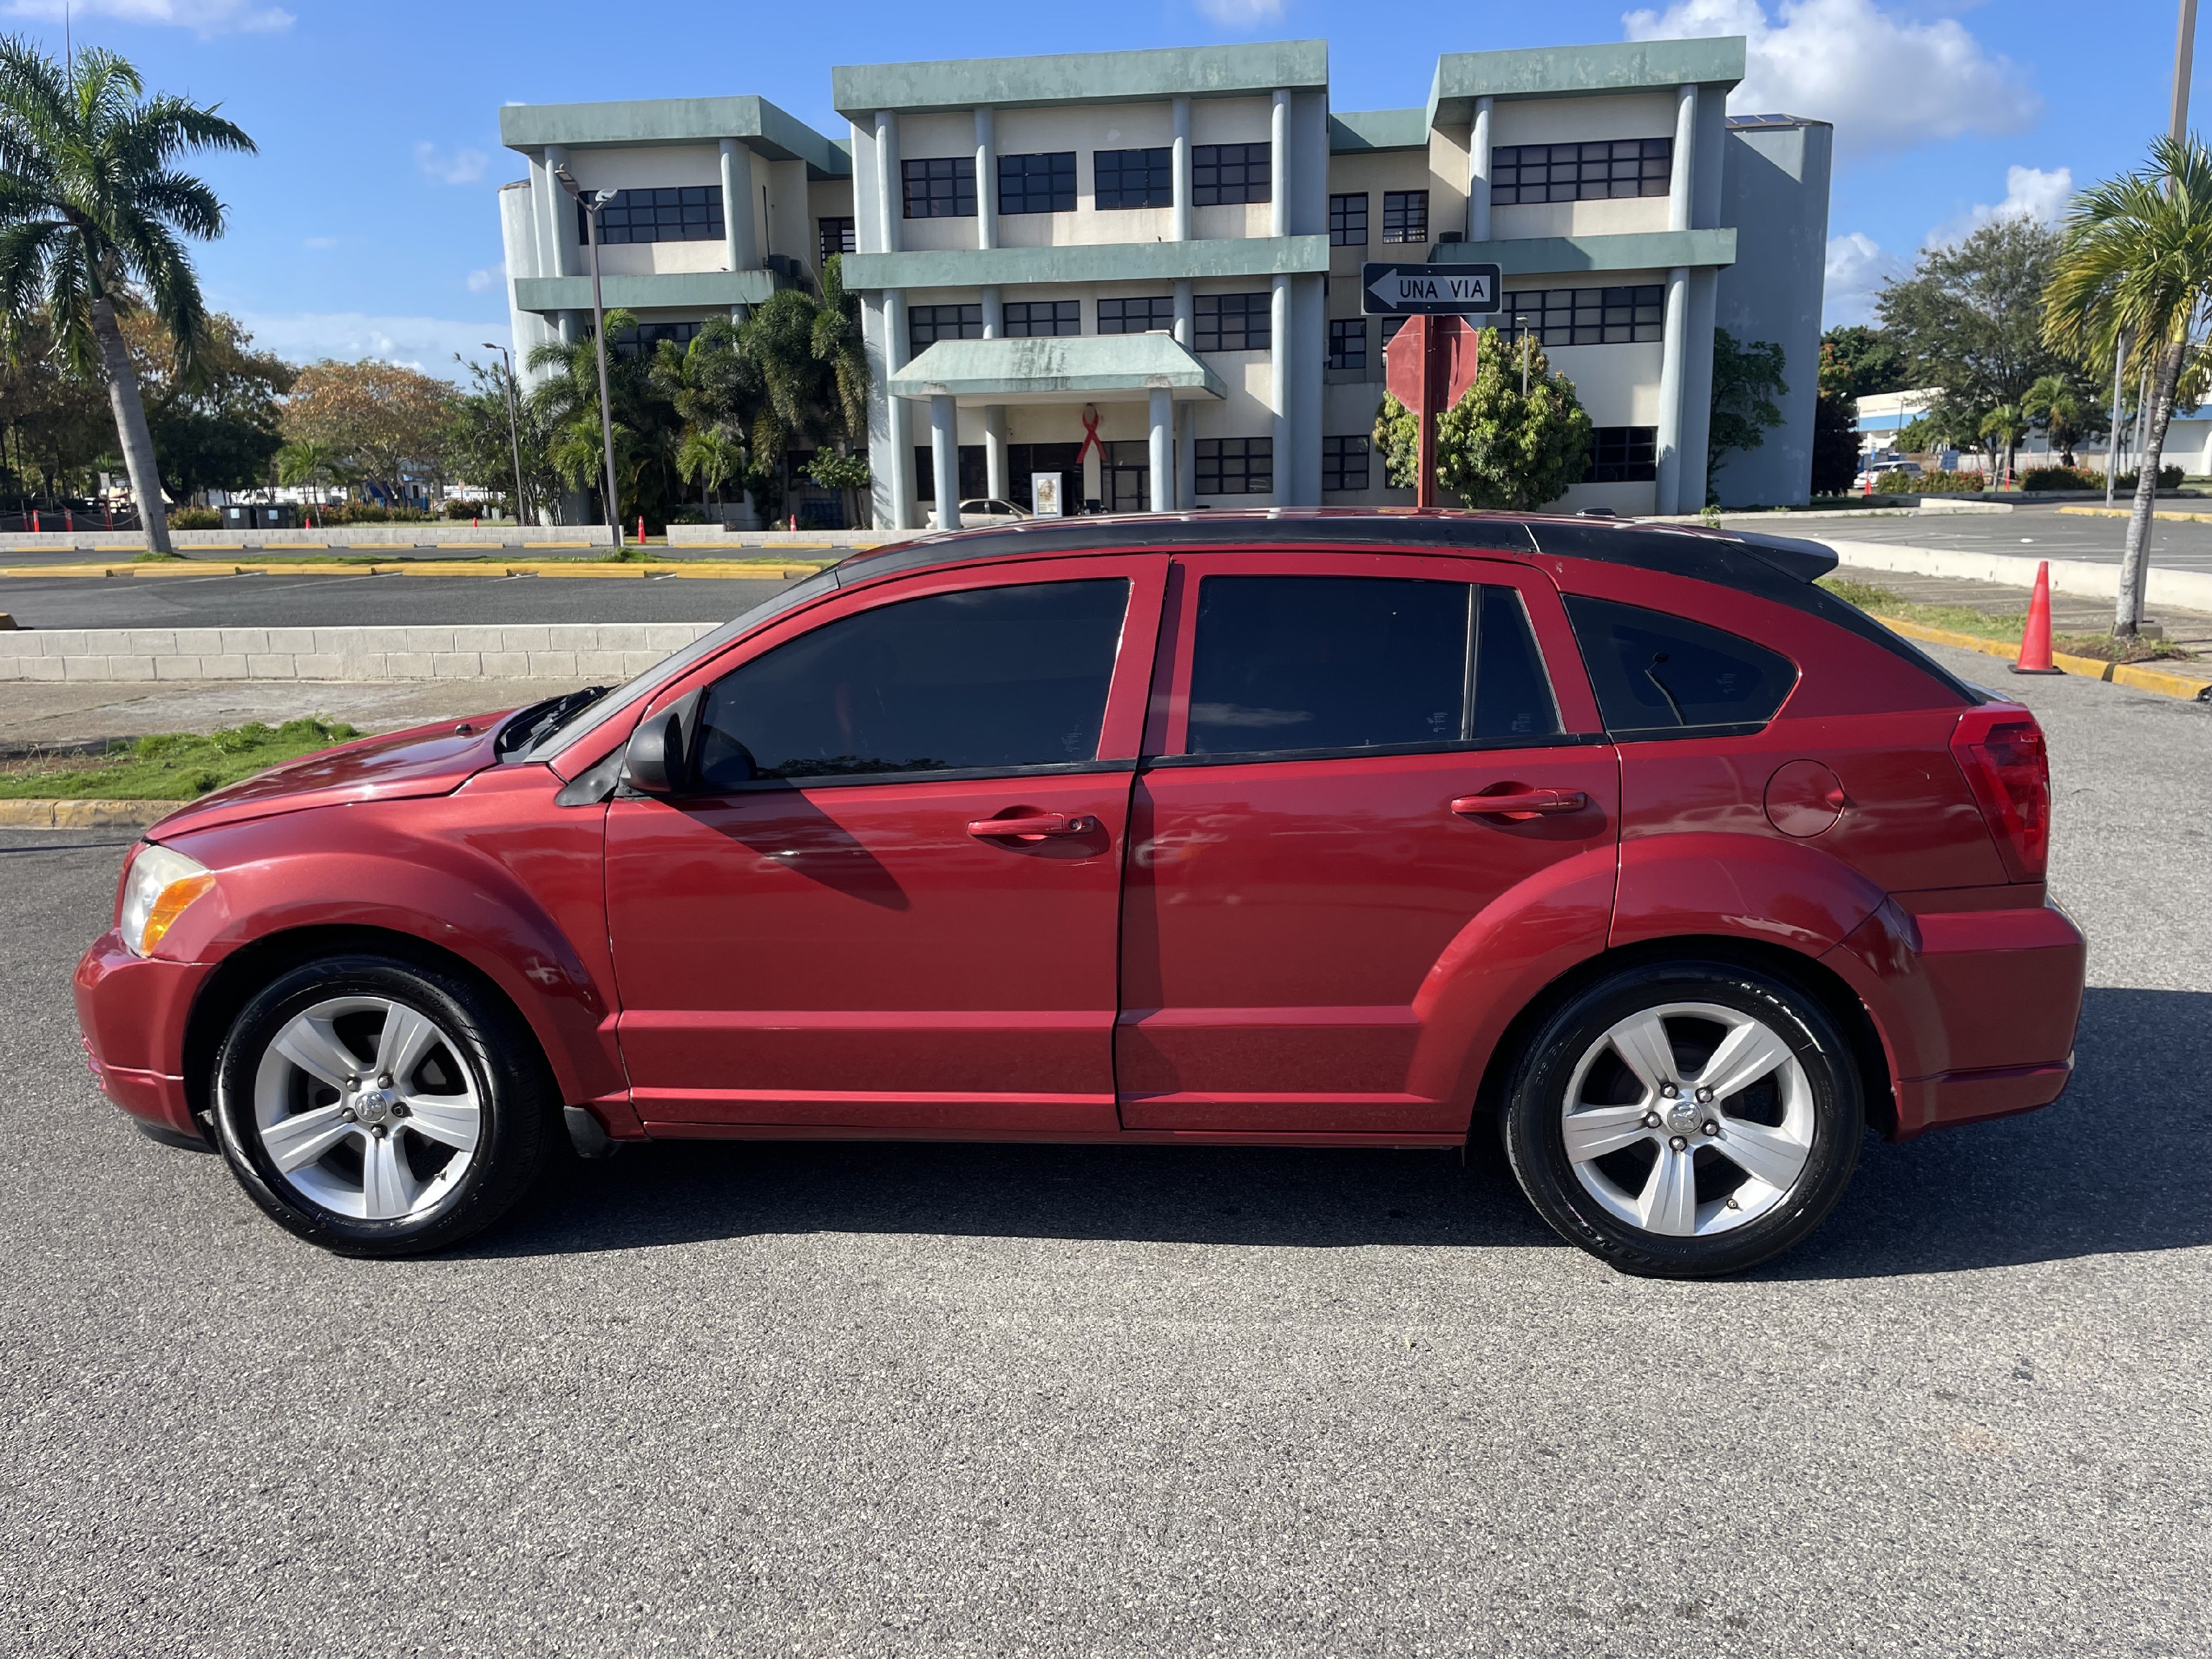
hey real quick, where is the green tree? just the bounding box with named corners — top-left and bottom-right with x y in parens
top-left (2020, 372), bottom-right (2091, 465)
top-left (2045, 134), bottom-right (2212, 636)
top-left (1810, 338), bottom-right (1867, 495)
top-left (1708, 329), bottom-right (1788, 499)
top-left (129, 311), bottom-right (293, 501)
top-left (526, 310), bottom-right (684, 527)
top-left (283, 358), bottom-right (459, 509)
top-left (1879, 219), bottom-right (2074, 424)
top-left (650, 317), bottom-right (754, 520)
top-left (438, 355), bottom-right (559, 522)
top-left (1374, 327), bottom-right (1591, 509)
top-left (736, 257), bottom-right (872, 524)
top-left (0, 39), bottom-right (255, 553)
top-left (1819, 324), bottom-right (1907, 399)
top-left (1978, 401), bottom-right (2029, 480)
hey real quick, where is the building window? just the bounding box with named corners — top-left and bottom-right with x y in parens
top-left (610, 320), bottom-right (705, 360)
top-left (909, 304), bottom-right (984, 354)
top-left (1098, 295), bottom-right (1176, 335)
top-left (1195, 292), bottom-right (1271, 353)
top-left (582, 186), bottom-right (724, 246)
top-left (1004, 299), bottom-right (1081, 337)
top-left (1322, 435), bottom-right (1371, 492)
top-left (903, 156), bottom-right (976, 219)
top-left (999, 151), bottom-right (1077, 216)
top-left (1328, 192), bottom-right (1368, 247)
top-left (1492, 139), bottom-right (1673, 205)
top-left (1193, 142), bottom-right (1270, 207)
top-left (1382, 190), bottom-right (1429, 244)
top-left (912, 444), bottom-right (990, 502)
top-left (818, 217), bottom-right (855, 266)
top-left (1095, 147), bottom-right (1172, 210)
top-left (1327, 319), bottom-right (1366, 372)
top-left (1195, 436), bottom-right (1272, 495)
top-left (1586, 426), bottom-right (1658, 483)
top-left (1380, 316), bottom-right (1407, 348)
top-left (1503, 285), bottom-right (1666, 347)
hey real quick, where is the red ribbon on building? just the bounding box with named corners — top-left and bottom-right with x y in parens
top-left (1075, 404), bottom-right (1104, 468)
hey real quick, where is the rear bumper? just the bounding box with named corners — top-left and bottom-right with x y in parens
top-left (1824, 897), bottom-right (2087, 1139)
top-left (74, 930), bottom-right (208, 1140)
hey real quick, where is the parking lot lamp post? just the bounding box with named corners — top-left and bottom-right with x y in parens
top-left (483, 342), bottom-right (529, 526)
top-left (553, 166), bottom-right (623, 533)
top-left (1515, 313), bottom-right (1534, 396)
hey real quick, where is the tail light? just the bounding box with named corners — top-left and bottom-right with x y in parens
top-left (1950, 704), bottom-right (2050, 882)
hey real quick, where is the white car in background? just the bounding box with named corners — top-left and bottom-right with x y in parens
top-left (957, 499), bottom-right (1031, 525)
top-left (1853, 459), bottom-right (1923, 492)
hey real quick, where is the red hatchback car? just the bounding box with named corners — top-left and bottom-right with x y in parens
top-left (74, 512), bottom-right (2085, 1276)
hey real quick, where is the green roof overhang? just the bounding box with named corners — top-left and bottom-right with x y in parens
top-left (512, 270), bottom-right (782, 315)
top-left (499, 95), bottom-right (849, 179)
top-left (1428, 228), bottom-right (1737, 275)
top-left (889, 335), bottom-right (1225, 407)
top-left (834, 41), bottom-right (1327, 119)
top-left (1429, 37), bottom-right (1746, 128)
top-left (842, 235), bottom-right (1328, 293)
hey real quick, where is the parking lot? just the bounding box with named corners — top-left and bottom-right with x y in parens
top-left (1, 639), bottom-right (2207, 1658)
top-left (1726, 501), bottom-right (2212, 573)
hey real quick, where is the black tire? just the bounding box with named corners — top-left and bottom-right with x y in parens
top-left (1501, 959), bottom-right (1864, 1278)
top-left (212, 953), bottom-right (554, 1256)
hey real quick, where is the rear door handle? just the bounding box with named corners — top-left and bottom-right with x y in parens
top-left (967, 812), bottom-right (1096, 839)
top-left (1451, 789), bottom-right (1588, 820)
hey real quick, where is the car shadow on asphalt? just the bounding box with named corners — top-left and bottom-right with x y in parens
top-left (471, 986), bottom-right (2212, 1277)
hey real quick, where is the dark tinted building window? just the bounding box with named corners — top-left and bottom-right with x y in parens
top-left (1585, 427), bottom-right (1658, 483)
top-left (610, 320), bottom-right (704, 362)
top-left (1099, 295), bottom-right (1176, 335)
top-left (1321, 434), bottom-right (1370, 492)
top-left (911, 445), bottom-right (988, 502)
top-left (903, 156), bottom-right (976, 219)
top-left (1095, 147), bottom-right (1172, 209)
top-left (1327, 318), bottom-right (1366, 372)
top-left (1195, 292), bottom-right (1270, 352)
top-left (1329, 192), bottom-right (1367, 246)
top-left (1504, 285), bottom-right (1665, 347)
top-left (584, 186), bottom-right (724, 245)
top-left (696, 579), bottom-right (1130, 785)
top-left (909, 304), bottom-right (984, 354)
top-left (1003, 299), bottom-right (1081, 337)
top-left (1564, 596), bottom-right (1796, 736)
top-left (1193, 142), bottom-right (1270, 206)
top-left (1194, 437), bottom-right (1272, 496)
top-left (999, 151), bottom-right (1077, 215)
top-left (818, 216), bottom-right (855, 265)
top-left (1382, 190), bottom-right (1429, 243)
top-left (1185, 577), bottom-right (1560, 756)
top-left (1492, 138), bottom-right (1673, 205)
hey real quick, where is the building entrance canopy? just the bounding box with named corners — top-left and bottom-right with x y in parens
top-left (889, 334), bottom-right (1225, 408)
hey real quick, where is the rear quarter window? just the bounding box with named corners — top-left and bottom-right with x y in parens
top-left (1564, 595), bottom-right (1797, 737)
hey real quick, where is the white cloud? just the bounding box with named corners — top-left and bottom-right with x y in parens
top-left (1194, 0), bottom-right (1284, 25)
top-left (465, 266), bottom-right (502, 293)
top-left (237, 311), bottom-right (505, 378)
top-left (1623, 0), bottom-right (2039, 156)
top-left (4, 0), bottom-right (291, 33)
top-left (1927, 164), bottom-right (2073, 246)
top-left (1823, 230), bottom-right (1907, 326)
top-left (414, 142), bottom-right (488, 187)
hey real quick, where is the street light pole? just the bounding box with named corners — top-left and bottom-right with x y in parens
top-left (483, 342), bottom-right (529, 527)
top-left (554, 167), bottom-right (623, 536)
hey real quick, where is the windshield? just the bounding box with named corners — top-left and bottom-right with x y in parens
top-left (521, 568), bottom-right (845, 763)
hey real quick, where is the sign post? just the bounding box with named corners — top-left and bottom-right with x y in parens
top-left (1365, 262), bottom-right (1502, 508)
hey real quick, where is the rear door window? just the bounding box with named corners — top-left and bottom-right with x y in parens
top-left (1562, 595), bottom-right (1796, 736)
top-left (1184, 575), bottom-right (1561, 757)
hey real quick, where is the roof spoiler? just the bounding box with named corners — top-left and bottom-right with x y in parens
top-left (1728, 529), bottom-right (1840, 583)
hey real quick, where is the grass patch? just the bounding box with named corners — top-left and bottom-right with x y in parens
top-left (1819, 577), bottom-right (2199, 663)
top-left (0, 717), bottom-right (359, 801)
top-left (130, 550), bottom-right (187, 563)
top-left (2048, 633), bottom-right (2199, 665)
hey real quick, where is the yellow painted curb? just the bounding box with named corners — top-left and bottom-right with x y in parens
top-left (2055, 505), bottom-right (2212, 523)
top-left (0, 798), bottom-right (175, 828)
top-left (1879, 616), bottom-right (2212, 700)
top-left (5, 559), bottom-right (829, 581)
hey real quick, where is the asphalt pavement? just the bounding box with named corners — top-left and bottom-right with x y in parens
top-left (1725, 501), bottom-right (2212, 572)
top-left (1, 639), bottom-right (2207, 1658)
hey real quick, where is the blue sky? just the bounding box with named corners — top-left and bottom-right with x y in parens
top-left (2, 0), bottom-right (2193, 376)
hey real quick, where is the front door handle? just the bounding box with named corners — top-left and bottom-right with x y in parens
top-left (1452, 788), bottom-right (1588, 821)
top-left (967, 812), bottom-right (1097, 839)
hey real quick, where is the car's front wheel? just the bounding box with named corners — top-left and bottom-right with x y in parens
top-left (1502, 959), bottom-right (1865, 1278)
top-left (213, 954), bottom-right (553, 1255)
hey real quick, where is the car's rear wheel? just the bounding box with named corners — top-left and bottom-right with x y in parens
top-left (1502, 959), bottom-right (1864, 1278)
top-left (213, 954), bottom-right (553, 1256)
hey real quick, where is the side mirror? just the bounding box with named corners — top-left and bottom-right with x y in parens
top-left (621, 689), bottom-right (701, 795)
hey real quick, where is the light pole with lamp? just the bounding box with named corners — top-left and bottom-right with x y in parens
top-left (1513, 312), bottom-right (1535, 396)
top-left (551, 166), bottom-right (623, 536)
top-left (482, 342), bottom-right (529, 526)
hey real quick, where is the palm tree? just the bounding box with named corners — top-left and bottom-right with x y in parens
top-left (2020, 374), bottom-right (2087, 466)
top-left (650, 317), bottom-right (754, 519)
top-left (526, 310), bottom-right (678, 526)
top-left (739, 257), bottom-right (872, 524)
top-left (1978, 402), bottom-right (2028, 484)
top-left (275, 437), bottom-right (336, 511)
top-left (0, 40), bottom-right (254, 556)
top-left (2045, 134), bottom-right (2212, 636)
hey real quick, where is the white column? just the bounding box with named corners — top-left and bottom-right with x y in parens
top-left (1149, 387), bottom-right (1173, 511)
top-left (1668, 85), bottom-right (1697, 233)
top-left (1467, 97), bottom-right (1493, 242)
top-left (886, 288), bottom-right (915, 529)
top-left (930, 395), bottom-right (961, 530)
top-left (719, 139), bottom-right (757, 272)
top-left (1176, 403), bottom-right (1195, 509)
top-left (981, 286), bottom-right (1003, 338)
top-left (875, 110), bottom-right (901, 253)
top-left (975, 108), bottom-right (997, 251)
top-left (985, 405), bottom-right (1008, 504)
top-left (1270, 272), bottom-right (1290, 505)
top-left (1173, 279), bottom-right (1193, 348)
top-left (1270, 90), bottom-right (1290, 239)
top-left (542, 145), bottom-right (578, 278)
top-left (1171, 96), bottom-right (1192, 242)
top-left (1655, 265), bottom-right (1689, 514)
top-left (529, 151), bottom-right (562, 279)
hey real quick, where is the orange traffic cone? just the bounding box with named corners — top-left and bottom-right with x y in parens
top-left (2011, 560), bottom-right (2061, 675)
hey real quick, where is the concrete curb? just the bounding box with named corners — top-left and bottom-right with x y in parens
top-left (2058, 505), bottom-right (2212, 525)
top-left (1879, 616), bottom-right (2212, 702)
top-left (0, 798), bottom-right (174, 828)
top-left (0, 621), bottom-right (723, 683)
top-left (1819, 537), bottom-right (2212, 617)
top-left (0, 527), bottom-right (618, 553)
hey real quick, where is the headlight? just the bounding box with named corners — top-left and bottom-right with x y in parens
top-left (119, 844), bottom-right (214, 958)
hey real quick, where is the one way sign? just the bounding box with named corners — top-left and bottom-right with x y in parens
top-left (1361, 262), bottom-right (1503, 316)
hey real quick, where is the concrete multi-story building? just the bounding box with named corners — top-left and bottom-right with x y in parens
top-left (495, 37), bottom-right (1829, 528)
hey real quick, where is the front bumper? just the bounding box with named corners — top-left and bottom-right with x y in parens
top-left (74, 929), bottom-right (209, 1140)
